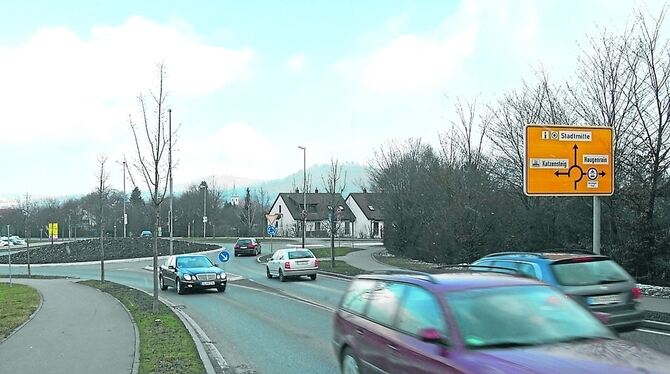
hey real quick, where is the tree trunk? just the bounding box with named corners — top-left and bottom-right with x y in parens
top-left (100, 219), bottom-right (105, 282)
top-left (153, 204), bottom-right (160, 313)
top-left (25, 226), bottom-right (31, 277)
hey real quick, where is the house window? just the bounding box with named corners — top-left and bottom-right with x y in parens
top-left (279, 205), bottom-right (282, 213)
top-left (368, 205), bottom-right (375, 211)
top-left (308, 204), bottom-right (317, 213)
top-left (345, 221), bottom-right (350, 235)
top-left (315, 222), bottom-right (321, 231)
top-left (373, 221), bottom-right (379, 237)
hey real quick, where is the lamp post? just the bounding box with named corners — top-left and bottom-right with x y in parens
top-left (199, 181), bottom-right (208, 238)
top-left (168, 109), bottom-right (174, 254)
top-left (298, 146), bottom-right (306, 248)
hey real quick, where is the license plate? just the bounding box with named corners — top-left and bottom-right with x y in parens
top-left (587, 294), bottom-right (621, 305)
top-left (296, 260), bottom-right (308, 265)
top-left (201, 281), bottom-right (215, 286)
top-left (241, 246), bottom-right (247, 249)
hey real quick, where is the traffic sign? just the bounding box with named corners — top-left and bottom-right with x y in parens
top-left (266, 213), bottom-right (280, 225)
top-left (267, 225), bottom-right (277, 236)
top-left (218, 250), bottom-right (230, 263)
top-left (524, 125), bottom-right (613, 196)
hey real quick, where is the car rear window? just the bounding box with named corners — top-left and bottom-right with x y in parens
top-left (551, 259), bottom-right (630, 286)
top-left (238, 239), bottom-right (252, 245)
top-left (288, 250), bottom-right (314, 259)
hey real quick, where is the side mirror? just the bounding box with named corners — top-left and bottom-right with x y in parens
top-left (168, 265), bottom-right (176, 270)
top-left (214, 264), bottom-right (219, 268)
top-left (419, 328), bottom-right (445, 344)
top-left (593, 311), bottom-right (611, 325)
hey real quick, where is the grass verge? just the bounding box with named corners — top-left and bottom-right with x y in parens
top-left (0, 283), bottom-right (41, 339)
top-left (311, 247), bottom-right (360, 258)
top-left (80, 280), bottom-right (205, 374)
top-left (319, 260), bottom-right (366, 276)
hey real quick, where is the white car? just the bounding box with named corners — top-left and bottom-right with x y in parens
top-left (0, 238), bottom-right (8, 246)
top-left (9, 236), bottom-right (26, 245)
top-left (266, 248), bottom-right (319, 282)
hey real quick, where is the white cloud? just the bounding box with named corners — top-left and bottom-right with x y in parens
top-left (0, 16), bottom-right (255, 143)
top-left (286, 54), bottom-right (305, 73)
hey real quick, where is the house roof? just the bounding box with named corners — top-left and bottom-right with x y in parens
top-left (347, 193), bottom-right (384, 221)
top-left (272, 193), bottom-right (355, 222)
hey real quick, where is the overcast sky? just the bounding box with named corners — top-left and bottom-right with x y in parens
top-left (0, 0), bottom-right (663, 200)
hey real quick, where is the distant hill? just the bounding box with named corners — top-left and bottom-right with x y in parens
top-left (223, 162), bottom-right (371, 201)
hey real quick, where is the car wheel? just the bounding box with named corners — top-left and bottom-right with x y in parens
top-left (310, 273), bottom-right (317, 281)
top-left (279, 269), bottom-right (286, 282)
top-left (266, 266), bottom-right (273, 279)
top-left (160, 275), bottom-right (168, 290)
top-left (176, 278), bottom-right (185, 295)
top-left (217, 285), bottom-right (226, 293)
top-left (341, 348), bottom-right (360, 374)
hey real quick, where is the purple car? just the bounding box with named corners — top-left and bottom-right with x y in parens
top-left (332, 270), bottom-right (670, 374)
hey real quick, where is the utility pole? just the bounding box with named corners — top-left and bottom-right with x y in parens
top-left (123, 159), bottom-right (127, 238)
top-left (200, 181), bottom-right (208, 238)
top-left (169, 109), bottom-right (174, 254)
top-left (7, 225), bottom-right (12, 286)
top-left (593, 196), bottom-right (601, 254)
top-left (298, 146), bottom-right (306, 248)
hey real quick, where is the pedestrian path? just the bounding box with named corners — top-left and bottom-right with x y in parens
top-left (0, 278), bottom-right (136, 374)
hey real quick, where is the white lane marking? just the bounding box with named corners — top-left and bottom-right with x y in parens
top-left (230, 283), bottom-right (336, 313)
top-left (643, 320), bottom-right (670, 327)
top-left (637, 328), bottom-right (670, 337)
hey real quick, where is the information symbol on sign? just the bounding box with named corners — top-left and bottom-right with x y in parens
top-left (542, 131), bottom-right (549, 140)
top-left (587, 168), bottom-right (598, 181)
top-left (218, 250), bottom-right (230, 263)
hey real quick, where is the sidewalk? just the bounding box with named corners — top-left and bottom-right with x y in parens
top-left (317, 245), bottom-right (399, 271)
top-left (0, 278), bottom-right (136, 374)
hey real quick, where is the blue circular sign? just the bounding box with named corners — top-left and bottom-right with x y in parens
top-left (267, 225), bottom-right (277, 236)
top-left (218, 250), bottom-right (230, 263)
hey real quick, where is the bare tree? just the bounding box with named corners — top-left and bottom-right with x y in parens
top-left (240, 187), bottom-right (258, 235)
top-left (19, 194), bottom-right (36, 277)
top-left (322, 157), bottom-right (347, 267)
top-left (96, 155), bottom-right (111, 282)
top-left (129, 63), bottom-right (175, 312)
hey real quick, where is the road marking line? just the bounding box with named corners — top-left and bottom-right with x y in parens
top-left (230, 283), bottom-right (336, 313)
top-left (643, 320), bottom-right (670, 327)
top-left (637, 328), bottom-right (670, 337)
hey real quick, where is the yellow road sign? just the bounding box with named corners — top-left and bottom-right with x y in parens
top-left (48, 222), bottom-right (59, 239)
top-left (524, 125), bottom-right (614, 196)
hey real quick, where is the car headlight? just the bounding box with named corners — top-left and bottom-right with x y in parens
top-left (183, 274), bottom-right (193, 281)
top-left (216, 273), bottom-right (221, 279)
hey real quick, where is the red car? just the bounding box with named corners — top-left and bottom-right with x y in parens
top-left (333, 270), bottom-right (670, 374)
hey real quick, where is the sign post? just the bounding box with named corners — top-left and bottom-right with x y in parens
top-left (524, 125), bottom-right (614, 254)
top-left (265, 214), bottom-right (280, 253)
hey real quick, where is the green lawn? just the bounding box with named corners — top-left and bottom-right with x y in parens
top-left (319, 260), bottom-right (366, 276)
top-left (80, 281), bottom-right (205, 374)
top-left (310, 247), bottom-right (359, 258)
top-left (0, 283), bottom-right (41, 339)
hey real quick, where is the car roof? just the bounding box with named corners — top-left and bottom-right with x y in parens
top-left (237, 237), bottom-right (255, 241)
top-left (356, 271), bottom-right (544, 293)
top-left (279, 247), bottom-right (313, 252)
top-left (481, 251), bottom-right (609, 263)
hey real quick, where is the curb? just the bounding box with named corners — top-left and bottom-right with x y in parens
top-left (317, 270), bottom-right (354, 280)
top-left (0, 247), bottom-right (224, 267)
top-left (641, 320), bottom-right (670, 332)
top-left (76, 281), bottom-right (141, 374)
top-left (0, 282), bottom-right (44, 346)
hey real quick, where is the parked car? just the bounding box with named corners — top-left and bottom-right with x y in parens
top-left (333, 270), bottom-right (670, 374)
top-left (159, 254), bottom-right (227, 294)
top-left (266, 248), bottom-right (318, 281)
top-left (0, 237), bottom-right (8, 246)
top-left (471, 250), bottom-right (643, 332)
top-left (234, 237), bottom-right (261, 256)
top-left (139, 230), bottom-right (152, 238)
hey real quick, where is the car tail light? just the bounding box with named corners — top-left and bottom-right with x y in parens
top-left (314, 259), bottom-right (319, 268)
top-left (632, 287), bottom-right (642, 301)
top-left (284, 261), bottom-right (291, 269)
top-left (249, 244), bottom-right (256, 249)
top-left (234, 244), bottom-right (240, 249)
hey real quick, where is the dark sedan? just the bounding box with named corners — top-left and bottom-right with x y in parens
top-left (159, 254), bottom-right (227, 294)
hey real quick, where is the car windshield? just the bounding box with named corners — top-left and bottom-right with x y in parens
top-left (288, 250), bottom-right (314, 259)
top-left (552, 259), bottom-right (630, 286)
top-left (446, 285), bottom-right (614, 349)
top-left (176, 256), bottom-right (214, 268)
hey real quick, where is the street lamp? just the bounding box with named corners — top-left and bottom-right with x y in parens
top-left (298, 146), bottom-right (306, 248)
top-left (199, 181), bottom-right (208, 238)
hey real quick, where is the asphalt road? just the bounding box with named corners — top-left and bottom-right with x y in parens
top-left (2, 240), bottom-right (670, 373)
